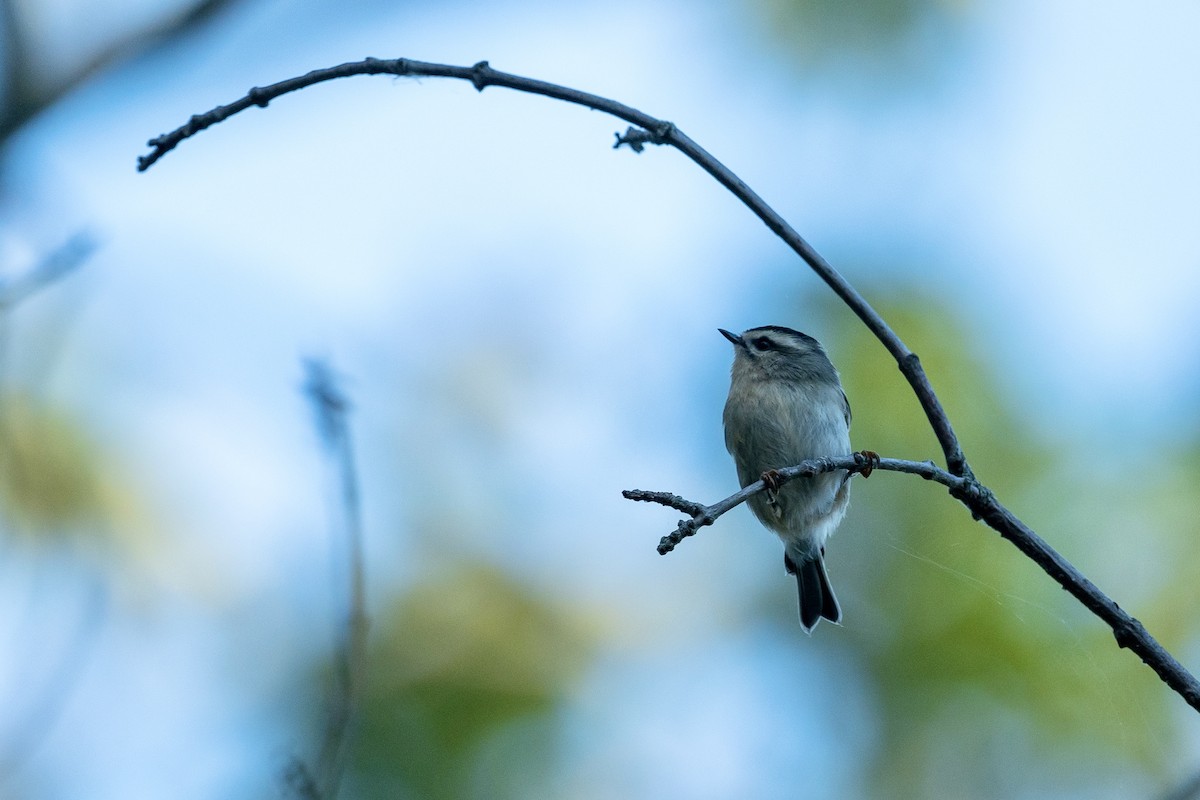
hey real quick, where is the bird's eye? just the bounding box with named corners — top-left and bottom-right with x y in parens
top-left (752, 337), bottom-right (773, 351)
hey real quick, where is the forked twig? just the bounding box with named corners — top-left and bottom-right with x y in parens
top-left (625, 453), bottom-right (951, 554)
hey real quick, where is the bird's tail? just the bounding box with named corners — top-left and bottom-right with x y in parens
top-left (785, 550), bottom-right (842, 634)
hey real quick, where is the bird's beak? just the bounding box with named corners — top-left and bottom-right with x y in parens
top-left (718, 328), bottom-right (745, 348)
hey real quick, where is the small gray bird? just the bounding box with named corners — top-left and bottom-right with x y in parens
top-left (720, 325), bottom-right (852, 633)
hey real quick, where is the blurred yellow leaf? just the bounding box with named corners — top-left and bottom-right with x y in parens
top-left (0, 391), bottom-right (106, 532)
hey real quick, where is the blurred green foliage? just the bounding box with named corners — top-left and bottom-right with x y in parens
top-left (344, 562), bottom-right (591, 799)
top-left (750, 0), bottom-right (964, 77)
top-left (812, 288), bottom-right (1179, 797)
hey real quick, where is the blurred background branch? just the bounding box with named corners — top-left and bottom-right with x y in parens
top-left (0, 232), bottom-right (93, 312)
top-left (0, 0), bottom-right (243, 142)
top-left (287, 360), bottom-right (368, 800)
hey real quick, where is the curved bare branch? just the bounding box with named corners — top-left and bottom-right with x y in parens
top-left (135, 57), bottom-right (965, 477)
top-left (137, 58), bottom-right (1200, 714)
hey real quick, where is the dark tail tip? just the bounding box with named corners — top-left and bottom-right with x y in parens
top-left (786, 551), bottom-right (842, 634)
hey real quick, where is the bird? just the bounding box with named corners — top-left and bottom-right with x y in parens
top-left (719, 325), bottom-right (853, 633)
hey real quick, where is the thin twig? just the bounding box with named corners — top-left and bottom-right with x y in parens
top-left (625, 454), bottom-right (953, 555)
top-left (137, 58), bottom-right (1200, 714)
top-left (294, 360), bottom-right (368, 800)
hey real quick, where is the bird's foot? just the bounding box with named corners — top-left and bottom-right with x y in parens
top-left (853, 450), bottom-right (881, 478)
top-left (760, 468), bottom-right (784, 492)
top-left (760, 468), bottom-right (783, 506)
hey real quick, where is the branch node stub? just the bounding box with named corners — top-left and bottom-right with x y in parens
top-left (652, 121), bottom-right (676, 141)
top-left (247, 87), bottom-right (270, 108)
top-left (948, 478), bottom-right (993, 521)
top-left (470, 61), bottom-right (491, 91)
top-left (363, 56), bottom-right (388, 73)
top-left (970, 481), bottom-right (995, 512)
top-left (1113, 619), bottom-right (1140, 650)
